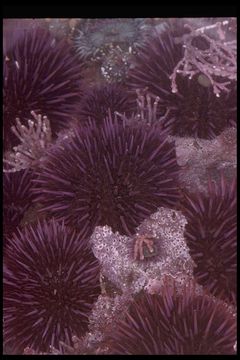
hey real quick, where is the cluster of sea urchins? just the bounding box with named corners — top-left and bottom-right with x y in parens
top-left (32, 115), bottom-right (180, 237)
top-left (126, 24), bottom-right (236, 139)
top-left (106, 281), bottom-right (236, 355)
top-left (3, 19), bottom-right (237, 356)
top-left (3, 219), bottom-right (101, 354)
top-left (3, 26), bottom-right (84, 152)
top-left (181, 176), bottom-right (236, 304)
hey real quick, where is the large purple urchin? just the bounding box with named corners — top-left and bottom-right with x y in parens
top-left (181, 176), bottom-right (236, 304)
top-left (3, 219), bottom-right (101, 354)
top-left (107, 282), bottom-right (236, 355)
top-left (32, 116), bottom-right (180, 237)
top-left (126, 26), bottom-right (236, 139)
top-left (3, 26), bottom-right (84, 151)
top-left (3, 168), bottom-right (35, 240)
top-left (77, 83), bottom-right (135, 125)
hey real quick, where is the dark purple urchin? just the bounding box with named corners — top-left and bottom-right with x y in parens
top-left (3, 168), bottom-right (35, 240)
top-left (3, 219), bottom-right (101, 354)
top-left (3, 27), bottom-right (84, 151)
top-left (181, 176), bottom-right (236, 304)
top-left (107, 282), bottom-right (236, 355)
top-left (77, 83), bottom-right (135, 125)
top-left (32, 116), bottom-right (180, 237)
top-left (126, 26), bottom-right (236, 139)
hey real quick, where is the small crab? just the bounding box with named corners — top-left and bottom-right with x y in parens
top-left (133, 234), bottom-right (158, 261)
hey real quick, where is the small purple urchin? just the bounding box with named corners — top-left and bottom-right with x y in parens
top-left (3, 168), bottom-right (35, 240)
top-left (181, 176), bottom-right (236, 304)
top-left (77, 83), bottom-right (135, 125)
top-left (3, 219), bottom-right (101, 354)
top-left (127, 26), bottom-right (236, 139)
top-left (107, 281), bottom-right (236, 355)
top-left (32, 116), bottom-right (180, 237)
top-left (3, 27), bottom-right (84, 151)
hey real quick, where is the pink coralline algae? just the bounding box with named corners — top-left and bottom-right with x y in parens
top-left (169, 21), bottom-right (236, 97)
top-left (90, 207), bottom-right (194, 294)
top-left (127, 20), bottom-right (236, 139)
top-left (3, 112), bottom-right (52, 173)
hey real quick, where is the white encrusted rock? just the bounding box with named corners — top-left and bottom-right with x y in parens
top-left (90, 207), bottom-right (194, 294)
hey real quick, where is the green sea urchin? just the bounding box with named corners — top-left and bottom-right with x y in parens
top-left (73, 18), bottom-right (144, 62)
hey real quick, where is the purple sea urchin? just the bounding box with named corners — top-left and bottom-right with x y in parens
top-left (181, 176), bottom-right (236, 304)
top-left (77, 83), bottom-right (134, 125)
top-left (127, 25), bottom-right (236, 139)
top-left (3, 219), bottom-right (100, 354)
top-left (32, 116), bottom-right (180, 237)
top-left (3, 168), bottom-right (35, 239)
top-left (107, 281), bottom-right (236, 354)
top-left (3, 27), bottom-right (83, 151)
